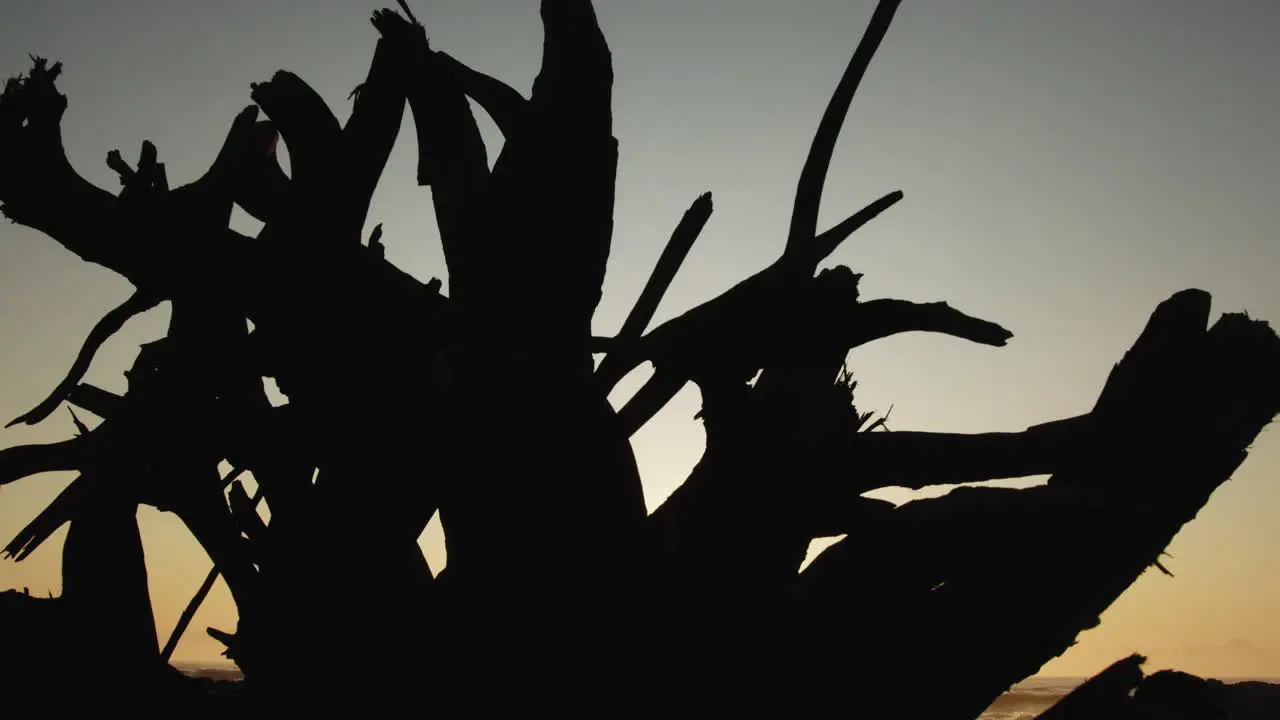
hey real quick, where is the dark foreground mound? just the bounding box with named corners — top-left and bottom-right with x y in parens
top-left (0, 590), bottom-right (241, 718)
top-left (1038, 654), bottom-right (1280, 719)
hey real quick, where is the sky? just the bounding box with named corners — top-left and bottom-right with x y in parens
top-left (0, 0), bottom-right (1278, 679)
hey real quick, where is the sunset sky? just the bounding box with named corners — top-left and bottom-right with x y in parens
top-left (1, 1), bottom-right (1278, 678)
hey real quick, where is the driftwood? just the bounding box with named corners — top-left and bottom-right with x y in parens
top-left (0, 1), bottom-right (1277, 718)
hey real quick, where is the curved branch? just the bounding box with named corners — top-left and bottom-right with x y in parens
top-left (249, 71), bottom-right (341, 189)
top-left (175, 106), bottom-right (291, 227)
top-left (199, 107), bottom-right (261, 184)
top-left (7, 290), bottom-right (160, 428)
top-left (230, 120), bottom-right (291, 223)
top-left (840, 298), bottom-right (1013, 350)
top-left (436, 51), bottom-right (530, 138)
top-left (786, 0), bottom-right (902, 258)
top-left (371, 9), bottom-right (490, 302)
top-left (114, 109), bottom-right (273, 234)
top-left (0, 60), bottom-right (271, 297)
top-left (0, 60), bottom-right (145, 280)
top-left (458, 0), bottom-right (617, 333)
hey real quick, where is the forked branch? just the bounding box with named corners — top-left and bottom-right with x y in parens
top-left (786, 0), bottom-right (903, 261)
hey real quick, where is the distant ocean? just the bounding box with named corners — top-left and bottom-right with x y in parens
top-left (978, 677), bottom-right (1083, 719)
top-left (975, 675), bottom-right (1280, 719)
top-left (173, 662), bottom-right (245, 683)
top-left (174, 664), bottom-right (1080, 717)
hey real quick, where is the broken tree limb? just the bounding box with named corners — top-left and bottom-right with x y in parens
top-left (769, 295), bottom-right (1280, 719)
top-left (228, 119), bottom-right (290, 223)
top-left (0, 62), bottom-right (142, 279)
top-left (161, 483), bottom-right (266, 664)
top-left (461, 0), bottom-right (618, 338)
top-left (3, 472), bottom-right (96, 560)
top-left (169, 481), bottom-right (261, 629)
top-left (67, 383), bottom-right (124, 420)
top-left (228, 479), bottom-right (268, 546)
top-left (601, 182), bottom-right (905, 425)
top-left (6, 290), bottom-right (160, 428)
top-left (66, 408), bottom-right (89, 436)
top-left (164, 105), bottom-right (289, 232)
top-left (531, 0), bottom-right (613, 134)
top-left (249, 71), bottom-right (341, 190)
top-left (372, 8), bottom-right (490, 303)
top-left (596, 192), bottom-right (713, 391)
top-left (0, 60), bottom-right (266, 297)
top-left (111, 138), bottom-right (166, 203)
top-left (837, 297), bottom-right (1013, 350)
top-left (436, 51), bottom-right (530, 138)
top-left (105, 149), bottom-right (135, 184)
top-left (849, 414), bottom-right (1087, 492)
top-left (606, 264), bottom-right (810, 432)
top-left (614, 270), bottom-right (1011, 436)
top-left (337, 28), bottom-right (408, 244)
top-left (0, 437), bottom-right (85, 486)
top-left (160, 563), bottom-right (220, 664)
top-left (614, 193), bottom-right (715, 346)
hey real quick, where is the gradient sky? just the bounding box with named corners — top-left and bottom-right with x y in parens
top-left (1, 0), bottom-right (1278, 678)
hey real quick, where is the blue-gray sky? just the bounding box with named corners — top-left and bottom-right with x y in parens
top-left (1, 1), bottom-right (1278, 677)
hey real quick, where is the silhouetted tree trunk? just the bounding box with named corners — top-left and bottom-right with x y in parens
top-left (0, 1), bottom-right (1277, 718)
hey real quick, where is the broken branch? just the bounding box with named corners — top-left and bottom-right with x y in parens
top-left (0, 437), bottom-right (85, 486)
top-left (7, 290), bottom-right (160, 428)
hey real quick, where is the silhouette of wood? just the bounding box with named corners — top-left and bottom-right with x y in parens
top-left (162, 563), bottom-right (219, 664)
top-left (0, 1), bottom-right (1277, 717)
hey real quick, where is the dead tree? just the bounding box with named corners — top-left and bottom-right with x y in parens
top-left (1, 1), bottom-right (1277, 718)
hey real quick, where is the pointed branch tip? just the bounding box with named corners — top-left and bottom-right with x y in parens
top-left (395, 0), bottom-right (422, 27)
